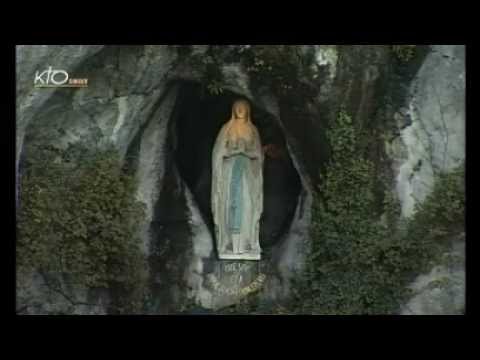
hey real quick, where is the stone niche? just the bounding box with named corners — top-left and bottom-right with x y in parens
top-left (143, 81), bottom-right (304, 311)
top-left (173, 82), bottom-right (301, 249)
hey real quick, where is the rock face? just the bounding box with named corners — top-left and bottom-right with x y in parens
top-left (388, 45), bottom-right (465, 218)
top-left (16, 45), bottom-right (465, 314)
top-left (400, 235), bottom-right (465, 315)
top-left (16, 45), bottom-right (104, 206)
top-left (385, 45), bottom-right (465, 314)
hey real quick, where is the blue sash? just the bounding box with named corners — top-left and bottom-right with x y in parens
top-left (229, 154), bottom-right (248, 234)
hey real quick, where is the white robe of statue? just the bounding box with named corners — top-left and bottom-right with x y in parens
top-left (211, 99), bottom-right (263, 260)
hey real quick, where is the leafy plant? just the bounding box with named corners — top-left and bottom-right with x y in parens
top-left (239, 45), bottom-right (315, 97)
top-left (174, 45), bottom-right (316, 99)
top-left (17, 143), bottom-right (148, 313)
top-left (287, 109), bottom-right (464, 314)
top-left (391, 45), bottom-right (417, 62)
top-left (207, 80), bottom-right (224, 95)
top-left (406, 164), bottom-right (465, 243)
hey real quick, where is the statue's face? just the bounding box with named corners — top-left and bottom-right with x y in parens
top-left (234, 103), bottom-right (248, 119)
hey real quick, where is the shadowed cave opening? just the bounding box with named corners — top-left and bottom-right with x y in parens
top-left (171, 82), bottom-right (302, 248)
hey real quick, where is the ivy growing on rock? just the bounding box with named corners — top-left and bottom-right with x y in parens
top-left (172, 45), bottom-right (226, 96)
top-left (17, 143), bottom-right (148, 313)
top-left (239, 45), bottom-right (317, 99)
top-left (172, 45), bottom-right (317, 99)
top-left (405, 164), bottom-right (465, 244)
top-left (286, 109), bottom-right (464, 314)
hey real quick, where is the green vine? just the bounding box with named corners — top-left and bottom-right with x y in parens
top-left (286, 109), bottom-right (464, 314)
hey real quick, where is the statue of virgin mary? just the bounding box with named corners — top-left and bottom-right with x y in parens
top-left (211, 99), bottom-right (263, 260)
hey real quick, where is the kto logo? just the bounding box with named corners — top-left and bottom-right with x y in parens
top-left (34, 66), bottom-right (88, 88)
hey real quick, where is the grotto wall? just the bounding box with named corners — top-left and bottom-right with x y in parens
top-left (16, 45), bottom-right (179, 314)
top-left (387, 45), bottom-right (465, 218)
top-left (388, 45), bottom-right (466, 315)
top-left (16, 45), bottom-right (465, 314)
top-left (16, 45), bottom-right (104, 207)
top-left (16, 45), bottom-right (313, 313)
